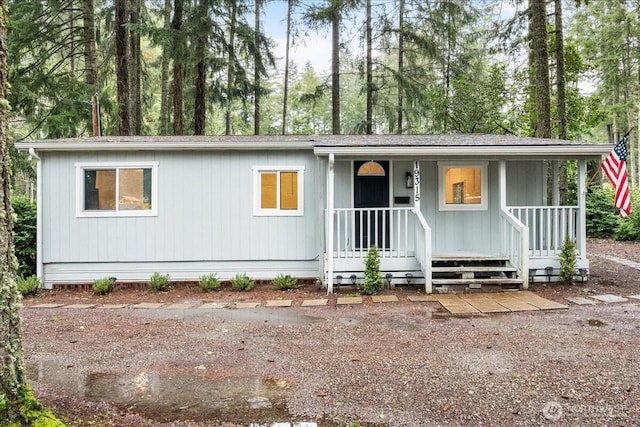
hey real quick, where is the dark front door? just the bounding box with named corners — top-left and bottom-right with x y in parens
top-left (354, 160), bottom-right (390, 250)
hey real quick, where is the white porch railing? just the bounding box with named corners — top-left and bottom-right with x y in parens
top-left (500, 208), bottom-right (529, 288)
top-left (333, 207), bottom-right (416, 259)
top-left (331, 207), bottom-right (432, 292)
top-left (508, 206), bottom-right (579, 257)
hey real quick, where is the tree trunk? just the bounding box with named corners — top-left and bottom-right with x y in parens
top-left (530, 0), bottom-right (551, 138)
top-left (83, 0), bottom-right (99, 136)
top-left (396, 0), bottom-right (404, 135)
top-left (282, 0), bottom-right (293, 135)
top-left (254, 0), bottom-right (261, 135)
top-left (158, 0), bottom-right (171, 135)
top-left (225, 0), bottom-right (237, 136)
top-left (365, 0), bottom-right (372, 134)
top-left (331, 0), bottom-right (340, 135)
top-left (129, 0), bottom-right (142, 135)
top-left (115, 0), bottom-right (130, 135)
top-left (554, 0), bottom-right (566, 140)
top-left (0, 1), bottom-right (28, 421)
top-left (193, 0), bottom-right (207, 135)
top-left (172, 0), bottom-right (184, 135)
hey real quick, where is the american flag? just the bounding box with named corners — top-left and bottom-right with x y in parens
top-left (601, 135), bottom-right (631, 217)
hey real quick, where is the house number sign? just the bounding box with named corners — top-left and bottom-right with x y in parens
top-left (413, 161), bottom-right (421, 202)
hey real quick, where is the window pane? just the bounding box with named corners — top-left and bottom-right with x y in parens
top-left (85, 169), bottom-right (116, 210)
top-left (445, 167), bottom-right (482, 205)
top-left (261, 173), bottom-right (277, 209)
top-left (280, 171), bottom-right (298, 210)
top-left (119, 168), bottom-right (151, 210)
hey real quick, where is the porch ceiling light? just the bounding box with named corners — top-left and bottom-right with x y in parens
top-left (357, 161), bottom-right (385, 176)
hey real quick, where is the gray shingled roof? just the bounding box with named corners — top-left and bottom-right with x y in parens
top-left (15, 134), bottom-right (611, 158)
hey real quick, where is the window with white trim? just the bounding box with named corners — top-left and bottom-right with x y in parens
top-left (438, 162), bottom-right (488, 211)
top-left (76, 162), bottom-right (158, 217)
top-left (253, 166), bottom-right (304, 216)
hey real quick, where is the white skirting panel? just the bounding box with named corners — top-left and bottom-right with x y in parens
top-left (42, 260), bottom-right (321, 289)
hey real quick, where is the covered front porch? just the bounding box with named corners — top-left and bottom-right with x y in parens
top-left (320, 152), bottom-right (590, 294)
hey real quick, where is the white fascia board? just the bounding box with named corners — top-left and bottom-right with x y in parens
top-left (14, 140), bottom-right (315, 152)
top-left (313, 145), bottom-right (612, 158)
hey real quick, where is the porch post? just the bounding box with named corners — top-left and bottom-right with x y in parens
top-left (326, 153), bottom-right (335, 294)
top-left (499, 160), bottom-right (506, 208)
top-left (577, 159), bottom-right (587, 259)
top-left (552, 160), bottom-right (560, 206)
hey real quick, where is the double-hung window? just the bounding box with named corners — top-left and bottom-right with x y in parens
top-left (76, 162), bottom-right (158, 217)
top-left (253, 166), bottom-right (304, 216)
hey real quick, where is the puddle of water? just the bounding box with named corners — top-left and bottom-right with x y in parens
top-left (26, 361), bottom-right (321, 425)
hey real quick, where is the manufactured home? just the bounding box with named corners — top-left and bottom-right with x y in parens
top-left (16, 134), bottom-right (611, 293)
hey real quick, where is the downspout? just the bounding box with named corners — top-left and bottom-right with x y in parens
top-left (28, 148), bottom-right (44, 287)
top-left (326, 153), bottom-right (335, 294)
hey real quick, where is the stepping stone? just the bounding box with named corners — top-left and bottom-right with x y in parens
top-left (301, 299), bottom-right (328, 307)
top-left (434, 295), bottom-right (480, 315)
top-left (165, 303), bottom-right (198, 309)
top-left (566, 297), bottom-right (597, 305)
top-left (29, 303), bottom-right (64, 309)
top-left (460, 295), bottom-right (510, 313)
top-left (198, 302), bottom-right (228, 309)
top-left (371, 295), bottom-right (398, 303)
top-left (234, 302), bottom-right (260, 309)
top-left (265, 299), bottom-right (292, 307)
top-left (491, 294), bottom-right (539, 312)
top-left (627, 295), bottom-right (640, 300)
top-left (130, 303), bottom-right (165, 309)
top-left (337, 296), bottom-right (363, 305)
top-left (63, 304), bottom-right (95, 309)
top-left (99, 304), bottom-right (129, 309)
top-left (408, 295), bottom-right (439, 302)
top-left (589, 294), bottom-right (628, 303)
top-left (517, 291), bottom-right (568, 310)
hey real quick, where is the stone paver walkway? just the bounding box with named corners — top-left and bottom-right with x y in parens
top-left (25, 290), bottom-right (639, 315)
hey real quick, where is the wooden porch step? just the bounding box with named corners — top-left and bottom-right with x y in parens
top-left (431, 266), bottom-right (517, 273)
top-left (432, 278), bottom-right (523, 286)
top-left (432, 255), bottom-right (509, 262)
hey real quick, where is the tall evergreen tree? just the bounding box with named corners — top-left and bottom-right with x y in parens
top-left (115, 0), bottom-right (130, 135)
top-left (530, 0), bottom-right (551, 138)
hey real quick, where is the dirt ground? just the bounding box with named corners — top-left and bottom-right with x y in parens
top-left (19, 238), bottom-right (640, 426)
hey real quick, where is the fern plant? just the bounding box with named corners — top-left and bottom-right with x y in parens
top-left (273, 274), bottom-right (298, 290)
top-left (198, 274), bottom-right (221, 292)
top-left (362, 246), bottom-right (383, 295)
top-left (231, 273), bottom-right (255, 291)
top-left (148, 272), bottom-right (170, 292)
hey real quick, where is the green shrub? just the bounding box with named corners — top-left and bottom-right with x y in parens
top-left (148, 272), bottom-right (170, 292)
top-left (230, 273), bottom-right (254, 291)
top-left (17, 275), bottom-right (40, 296)
top-left (92, 277), bottom-right (114, 295)
top-left (614, 191), bottom-right (640, 241)
top-left (559, 238), bottom-right (577, 285)
top-left (361, 246), bottom-right (383, 295)
top-left (272, 274), bottom-right (298, 290)
top-left (12, 197), bottom-right (37, 277)
top-left (586, 186), bottom-right (621, 238)
top-left (198, 273), bottom-right (221, 292)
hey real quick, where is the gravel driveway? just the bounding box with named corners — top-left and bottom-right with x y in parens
top-left (21, 239), bottom-right (640, 426)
